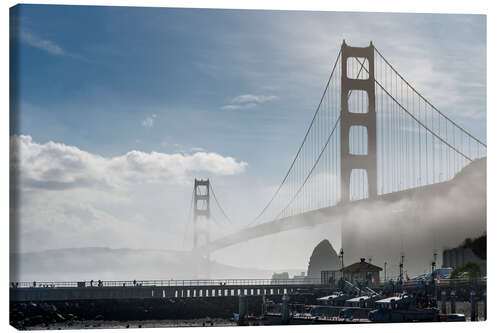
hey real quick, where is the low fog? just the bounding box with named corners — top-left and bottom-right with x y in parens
top-left (10, 247), bottom-right (306, 282)
top-left (10, 133), bottom-right (485, 282)
top-left (340, 157), bottom-right (486, 277)
top-left (213, 157), bottom-right (486, 279)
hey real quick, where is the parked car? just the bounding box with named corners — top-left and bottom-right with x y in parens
top-left (439, 313), bottom-right (466, 322)
top-left (409, 274), bottom-right (427, 281)
top-left (423, 268), bottom-right (452, 281)
top-left (339, 308), bottom-right (356, 320)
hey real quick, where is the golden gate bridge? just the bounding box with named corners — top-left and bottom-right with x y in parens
top-left (194, 41), bottom-right (486, 256)
top-left (10, 41), bottom-right (487, 309)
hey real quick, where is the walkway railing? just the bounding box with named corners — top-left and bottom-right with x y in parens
top-left (10, 278), bottom-right (322, 289)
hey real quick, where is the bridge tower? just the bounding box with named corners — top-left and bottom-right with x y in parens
top-left (193, 178), bottom-right (211, 278)
top-left (193, 178), bottom-right (210, 249)
top-left (340, 41), bottom-right (377, 202)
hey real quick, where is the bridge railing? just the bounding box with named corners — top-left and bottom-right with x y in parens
top-left (401, 277), bottom-right (486, 288)
top-left (373, 276), bottom-right (487, 289)
top-left (10, 278), bottom-right (322, 289)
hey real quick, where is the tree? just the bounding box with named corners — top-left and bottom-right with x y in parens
top-left (460, 234), bottom-right (486, 260)
top-left (450, 261), bottom-right (483, 279)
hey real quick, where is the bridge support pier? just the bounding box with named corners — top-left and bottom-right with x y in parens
top-left (281, 295), bottom-right (290, 325)
top-left (483, 291), bottom-right (487, 320)
top-left (450, 290), bottom-right (456, 313)
top-left (470, 290), bottom-right (477, 321)
top-left (238, 294), bottom-right (246, 326)
top-left (441, 290), bottom-right (447, 314)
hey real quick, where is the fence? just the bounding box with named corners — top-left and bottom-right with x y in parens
top-left (10, 278), bottom-right (322, 289)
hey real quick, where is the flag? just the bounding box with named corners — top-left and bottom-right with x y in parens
top-left (405, 273), bottom-right (409, 283)
top-left (437, 273), bottom-right (441, 284)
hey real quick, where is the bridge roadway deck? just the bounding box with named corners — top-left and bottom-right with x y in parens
top-left (10, 279), bottom-right (322, 302)
top-left (203, 179), bottom-right (455, 252)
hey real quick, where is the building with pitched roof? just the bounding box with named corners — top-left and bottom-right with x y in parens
top-left (341, 258), bottom-right (382, 285)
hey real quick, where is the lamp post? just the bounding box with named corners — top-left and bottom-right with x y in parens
top-left (340, 248), bottom-right (344, 280)
top-left (384, 262), bottom-right (387, 283)
top-left (399, 255), bottom-right (404, 282)
top-left (450, 290), bottom-right (456, 314)
top-left (431, 251), bottom-right (437, 274)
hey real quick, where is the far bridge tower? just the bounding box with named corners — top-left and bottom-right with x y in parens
top-left (193, 178), bottom-right (211, 278)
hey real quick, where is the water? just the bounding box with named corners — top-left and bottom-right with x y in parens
top-left (25, 318), bottom-right (236, 330)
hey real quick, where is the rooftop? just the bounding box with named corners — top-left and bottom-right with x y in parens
top-left (341, 258), bottom-right (383, 272)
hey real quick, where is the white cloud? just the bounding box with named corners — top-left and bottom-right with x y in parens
top-left (11, 135), bottom-right (247, 190)
top-left (221, 103), bottom-right (257, 110)
top-left (221, 94), bottom-right (278, 110)
top-left (231, 94), bottom-right (278, 104)
top-left (141, 114), bottom-right (157, 128)
top-left (10, 135), bottom-right (248, 254)
top-left (18, 30), bottom-right (65, 56)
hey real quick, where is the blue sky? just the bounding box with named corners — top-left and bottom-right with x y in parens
top-left (11, 6), bottom-right (486, 173)
top-left (10, 5), bottom-right (486, 272)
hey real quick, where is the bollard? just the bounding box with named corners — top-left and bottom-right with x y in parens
top-left (281, 295), bottom-right (290, 325)
top-left (483, 291), bottom-right (486, 321)
top-left (238, 294), bottom-right (246, 326)
top-left (441, 290), bottom-right (447, 314)
top-left (450, 290), bottom-right (456, 314)
top-left (470, 290), bottom-right (477, 322)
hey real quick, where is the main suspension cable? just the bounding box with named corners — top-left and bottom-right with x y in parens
top-left (209, 182), bottom-right (232, 224)
top-left (374, 46), bottom-right (486, 148)
top-left (247, 46), bottom-right (343, 226)
top-left (354, 57), bottom-right (473, 162)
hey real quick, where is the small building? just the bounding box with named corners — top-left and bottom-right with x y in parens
top-left (292, 272), bottom-right (308, 283)
top-left (321, 270), bottom-right (341, 286)
top-left (271, 272), bottom-right (289, 280)
top-left (341, 258), bottom-right (382, 286)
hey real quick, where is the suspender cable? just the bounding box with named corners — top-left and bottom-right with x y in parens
top-left (354, 57), bottom-right (474, 163)
top-left (248, 47), bottom-right (342, 225)
top-left (374, 46), bottom-right (486, 148)
top-left (209, 183), bottom-right (233, 224)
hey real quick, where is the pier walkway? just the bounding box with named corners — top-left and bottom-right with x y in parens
top-left (10, 278), bottom-right (323, 302)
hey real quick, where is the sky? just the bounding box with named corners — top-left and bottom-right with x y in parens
top-left (9, 5), bottom-right (486, 278)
